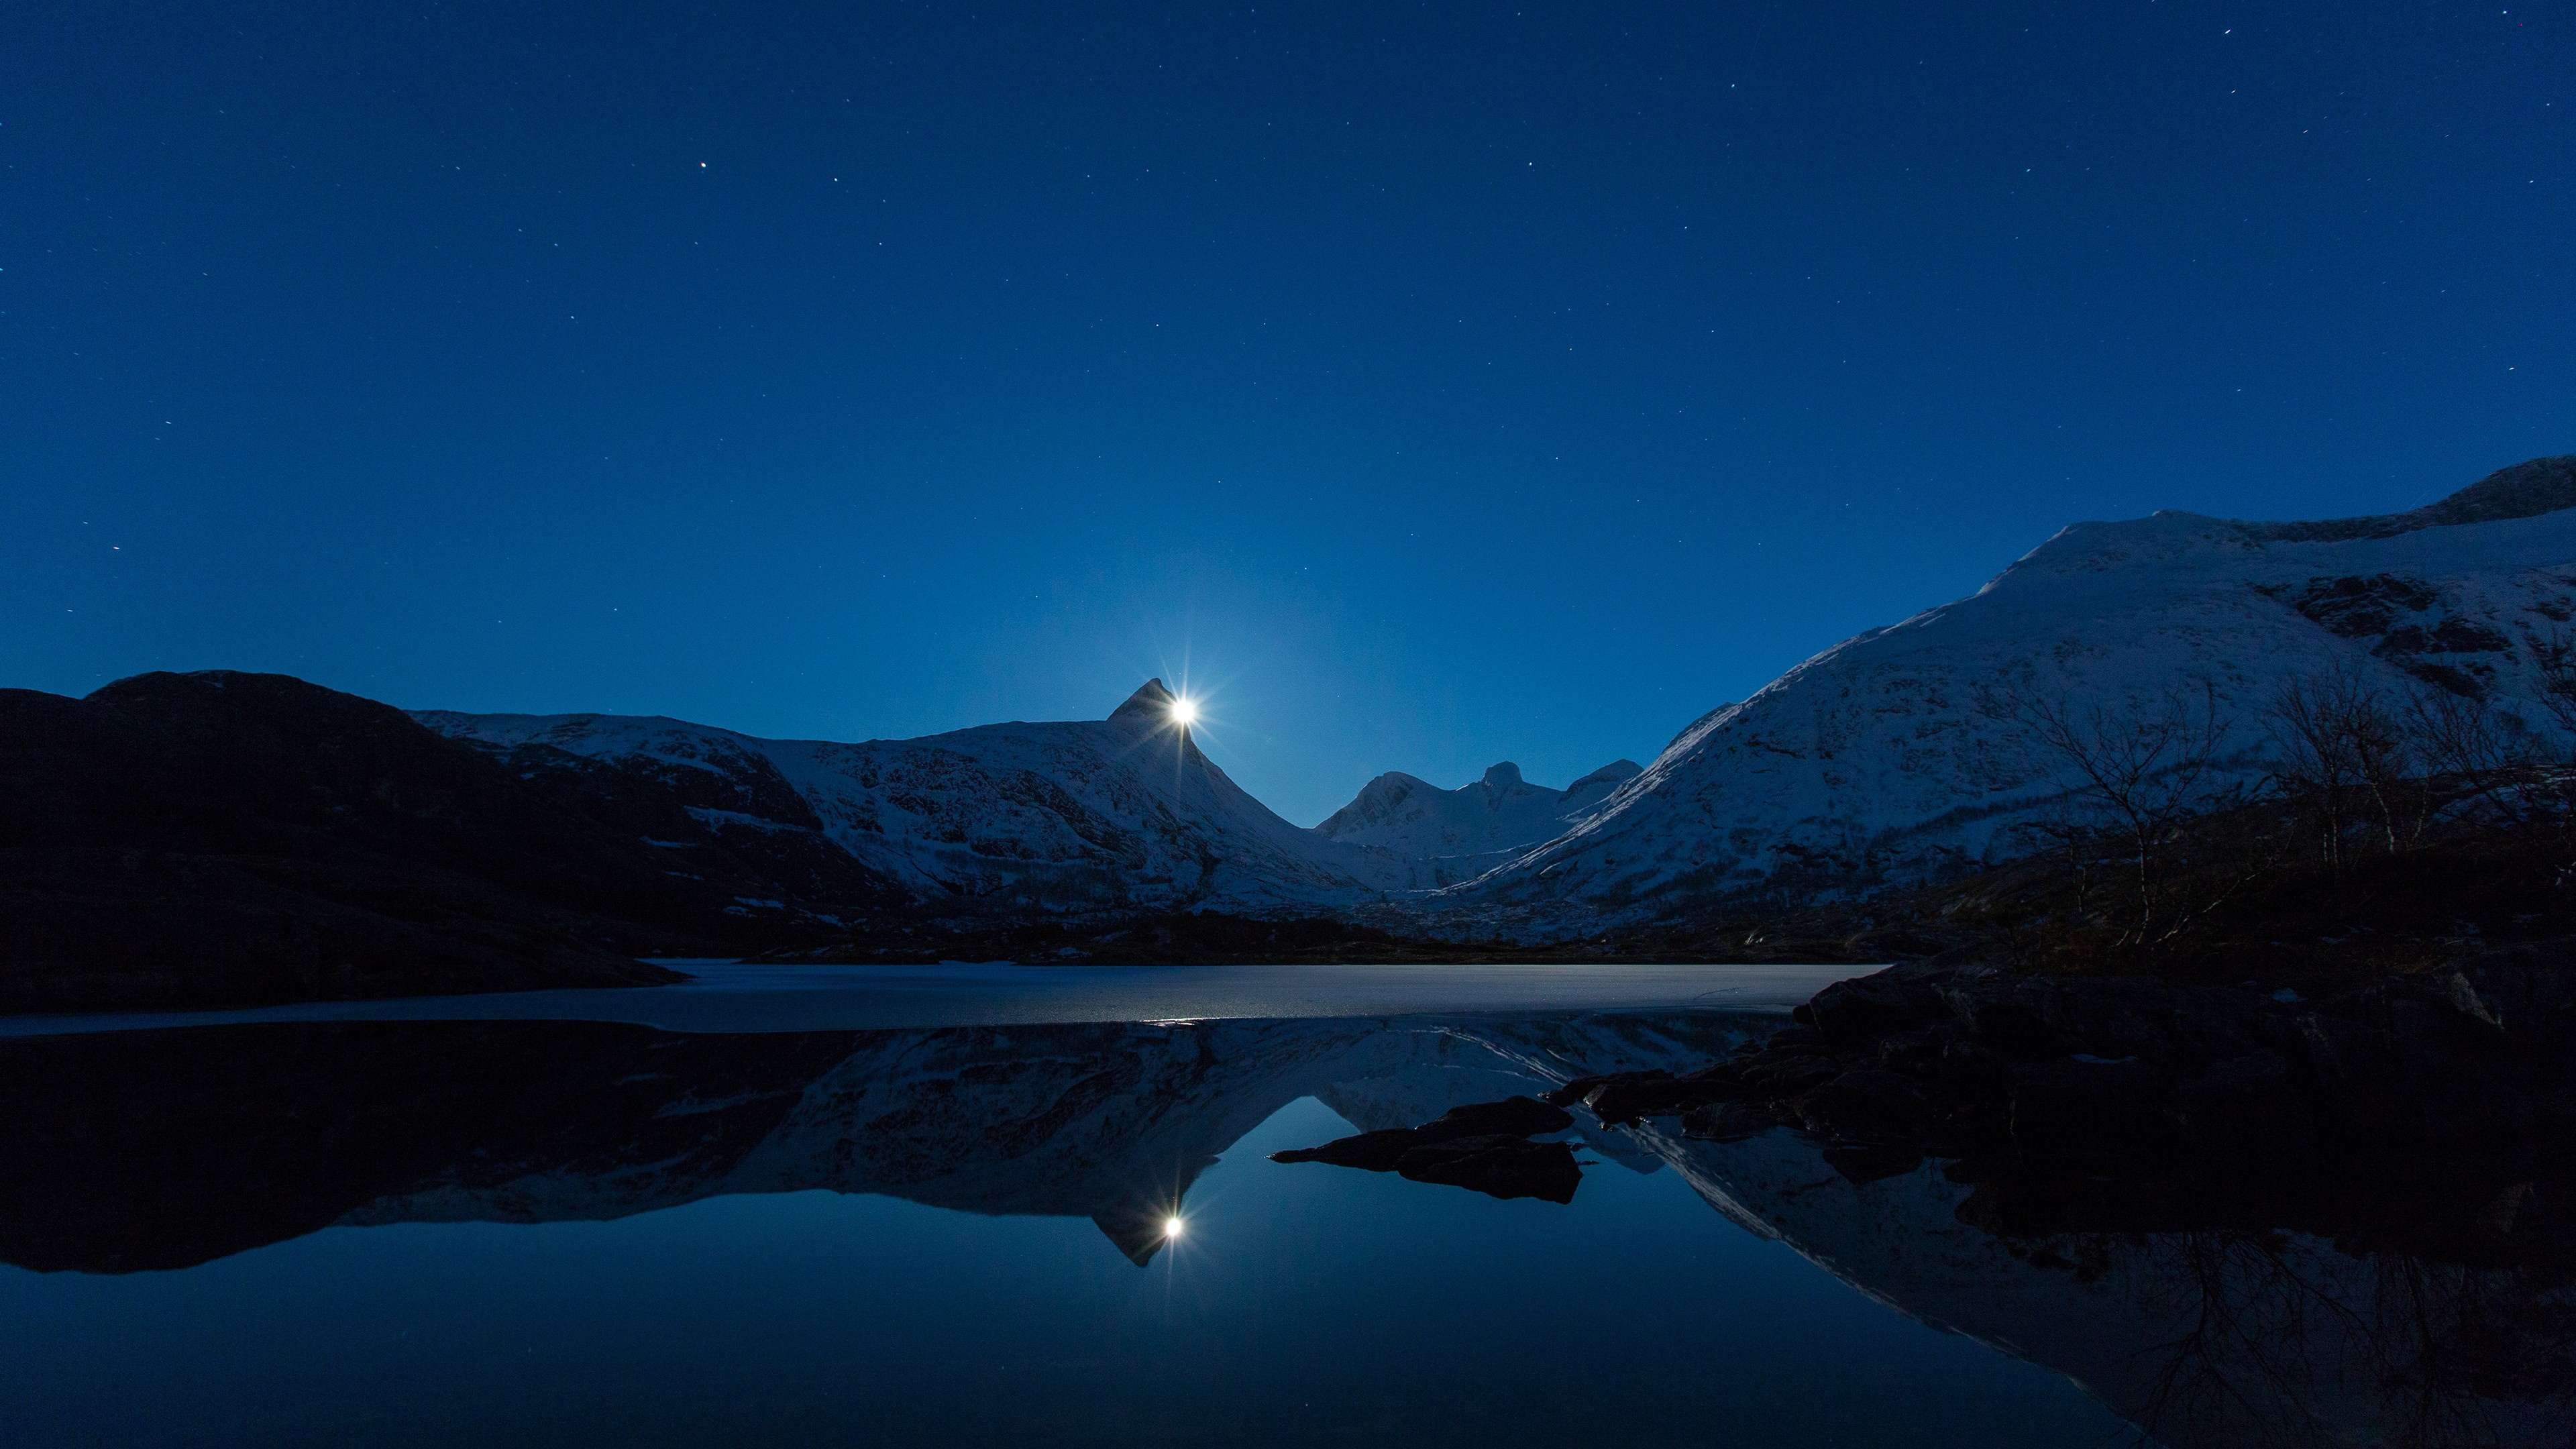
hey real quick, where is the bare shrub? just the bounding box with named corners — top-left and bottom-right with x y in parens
top-left (2408, 685), bottom-right (2538, 828)
top-left (2269, 664), bottom-right (2418, 868)
top-left (2526, 630), bottom-right (2576, 761)
top-left (1979, 679), bottom-right (2241, 950)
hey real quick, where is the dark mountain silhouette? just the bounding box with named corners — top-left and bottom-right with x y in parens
top-left (0, 671), bottom-right (906, 1011)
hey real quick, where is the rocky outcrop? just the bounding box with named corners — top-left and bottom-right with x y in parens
top-left (1550, 960), bottom-right (2576, 1447)
top-left (1271, 1096), bottom-right (1581, 1202)
top-left (1533, 956), bottom-right (2576, 1191)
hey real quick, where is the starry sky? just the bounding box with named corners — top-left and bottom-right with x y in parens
top-left (5, 1), bottom-right (2569, 824)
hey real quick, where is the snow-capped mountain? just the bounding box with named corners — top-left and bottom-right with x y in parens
top-left (410, 453), bottom-right (2576, 939)
top-left (1452, 455), bottom-right (2576, 933)
top-left (418, 679), bottom-right (1416, 921)
top-left (1313, 759), bottom-right (1640, 885)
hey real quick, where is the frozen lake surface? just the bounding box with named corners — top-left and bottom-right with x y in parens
top-left (0, 959), bottom-right (1858, 1036)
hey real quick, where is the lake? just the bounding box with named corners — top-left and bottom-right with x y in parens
top-left (2, 964), bottom-right (2563, 1447)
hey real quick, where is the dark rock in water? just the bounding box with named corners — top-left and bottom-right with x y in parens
top-left (1420, 1096), bottom-right (1575, 1138)
top-left (1542, 1075), bottom-right (1601, 1107)
top-left (1269, 1095), bottom-right (1578, 1172)
top-left (1393, 1135), bottom-right (1581, 1203)
top-left (1544, 1069), bottom-right (1665, 1109)
top-left (1270, 1128), bottom-right (1426, 1172)
top-left (1582, 1071), bottom-right (1679, 1124)
top-left (1553, 1065), bottom-right (1767, 1124)
top-left (1271, 1094), bottom-right (1582, 1202)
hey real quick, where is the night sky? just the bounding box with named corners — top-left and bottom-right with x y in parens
top-left (5, 2), bottom-right (2567, 824)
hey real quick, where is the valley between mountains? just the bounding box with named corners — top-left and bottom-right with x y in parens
top-left (7, 453), bottom-right (2576, 1009)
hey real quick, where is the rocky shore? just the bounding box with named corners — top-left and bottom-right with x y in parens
top-left (1548, 953), bottom-right (2576, 1190)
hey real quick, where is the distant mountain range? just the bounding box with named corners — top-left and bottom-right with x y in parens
top-left (420, 451), bottom-right (2576, 939)
top-left (417, 678), bottom-right (1408, 918)
top-left (5, 453), bottom-right (2572, 1000)
top-left (419, 679), bottom-right (1650, 915)
top-left (1313, 759), bottom-right (1640, 884)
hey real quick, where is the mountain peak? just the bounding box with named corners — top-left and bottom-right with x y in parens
top-left (1107, 678), bottom-right (1177, 724)
top-left (2422, 453), bottom-right (2576, 526)
top-left (2241, 453), bottom-right (2576, 545)
top-left (1566, 759), bottom-right (1644, 793)
top-left (1481, 762), bottom-right (1524, 788)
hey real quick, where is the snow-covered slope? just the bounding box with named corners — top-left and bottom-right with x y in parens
top-left (1313, 759), bottom-right (1641, 885)
top-left (1454, 455), bottom-right (2576, 933)
top-left (410, 454), bottom-right (2576, 937)
top-left (419, 680), bottom-right (1415, 920)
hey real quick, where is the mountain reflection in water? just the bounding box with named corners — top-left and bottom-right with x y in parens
top-left (0, 1013), bottom-right (1748, 1274)
top-left (4, 1010), bottom-right (2573, 1447)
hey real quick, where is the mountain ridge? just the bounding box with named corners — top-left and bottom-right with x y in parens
top-left (1440, 453), bottom-right (2576, 936)
top-left (1314, 757), bottom-right (1643, 885)
top-left (416, 677), bottom-right (1426, 922)
top-left (9, 453), bottom-right (2573, 996)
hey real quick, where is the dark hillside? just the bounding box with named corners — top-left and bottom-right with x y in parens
top-left (0, 672), bottom-right (903, 1012)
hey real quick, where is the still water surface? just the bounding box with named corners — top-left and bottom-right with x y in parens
top-left (4, 965), bottom-right (2559, 1446)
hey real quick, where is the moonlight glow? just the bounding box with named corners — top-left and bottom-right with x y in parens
top-left (1170, 698), bottom-right (1198, 727)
